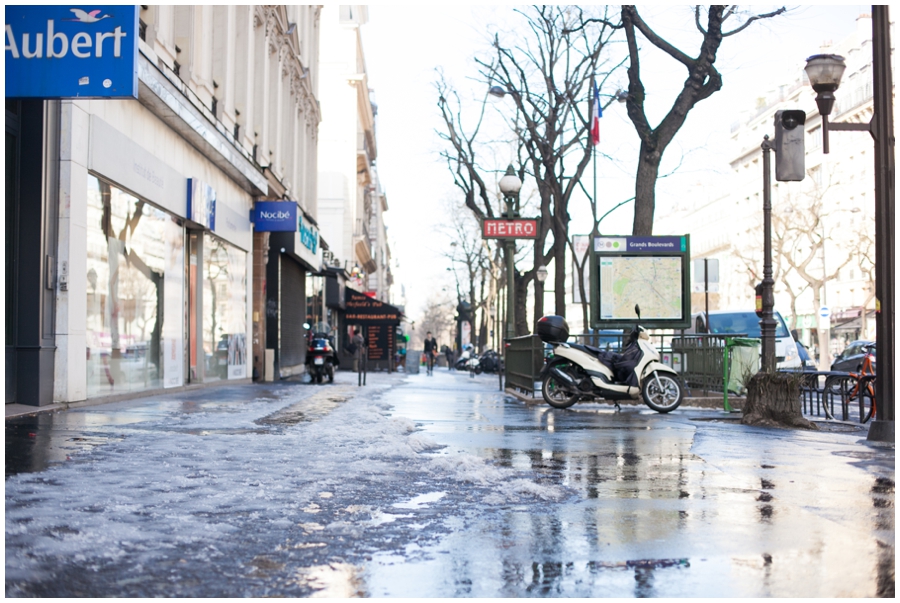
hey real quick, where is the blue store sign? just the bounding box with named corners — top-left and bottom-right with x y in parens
top-left (187, 178), bottom-right (216, 231)
top-left (5, 5), bottom-right (138, 99)
top-left (251, 201), bottom-right (297, 232)
top-left (299, 215), bottom-right (318, 254)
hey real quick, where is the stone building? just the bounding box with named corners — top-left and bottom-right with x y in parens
top-left (6, 5), bottom-right (322, 406)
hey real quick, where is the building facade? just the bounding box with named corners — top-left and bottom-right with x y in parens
top-left (6, 5), bottom-right (322, 406)
top-left (657, 13), bottom-right (893, 363)
top-left (316, 5), bottom-right (393, 305)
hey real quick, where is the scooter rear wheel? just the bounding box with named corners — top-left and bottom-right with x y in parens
top-left (542, 372), bottom-right (578, 409)
top-left (642, 372), bottom-right (683, 413)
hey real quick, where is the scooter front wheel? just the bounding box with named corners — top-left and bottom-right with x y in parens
top-left (642, 372), bottom-right (683, 413)
top-left (541, 373), bottom-right (578, 409)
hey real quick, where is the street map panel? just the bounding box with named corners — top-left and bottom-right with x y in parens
top-left (599, 256), bottom-right (682, 319)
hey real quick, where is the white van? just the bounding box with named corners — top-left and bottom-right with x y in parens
top-left (687, 311), bottom-right (802, 370)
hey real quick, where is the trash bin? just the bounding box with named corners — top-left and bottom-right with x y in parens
top-left (724, 337), bottom-right (760, 411)
top-left (406, 350), bottom-right (421, 374)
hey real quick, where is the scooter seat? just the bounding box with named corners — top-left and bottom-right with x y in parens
top-left (569, 343), bottom-right (608, 357)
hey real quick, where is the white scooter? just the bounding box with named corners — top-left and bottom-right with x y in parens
top-left (537, 305), bottom-right (683, 412)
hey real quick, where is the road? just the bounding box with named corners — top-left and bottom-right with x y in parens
top-left (5, 369), bottom-right (894, 597)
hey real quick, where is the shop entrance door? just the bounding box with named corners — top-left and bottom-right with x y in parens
top-left (6, 101), bottom-right (20, 403)
top-left (187, 231), bottom-right (202, 383)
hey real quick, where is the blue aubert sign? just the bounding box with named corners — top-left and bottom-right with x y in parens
top-left (5, 5), bottom-right (138, 99)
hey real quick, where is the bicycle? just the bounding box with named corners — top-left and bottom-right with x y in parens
top-left (825, 344), bottom-right (876, 423)
top-left (848, 345), bottom-right (877, 423)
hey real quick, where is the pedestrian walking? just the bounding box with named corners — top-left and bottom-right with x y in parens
top-left (423, 331), bottom-right (438, 376)
top-left (351, 327), bottom-right (366, 373)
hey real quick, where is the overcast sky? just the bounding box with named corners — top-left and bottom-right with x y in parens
top-left (360, 5), bottom-right (869, 320)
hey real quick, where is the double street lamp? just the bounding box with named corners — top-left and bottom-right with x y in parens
top-left (802, 7), bottom-right (894, 441)
top-left (499, 165), bottom-right (523, 341)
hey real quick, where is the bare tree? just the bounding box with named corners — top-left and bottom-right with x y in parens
top-left (618, 5), bottom-right (786, 235)
top-left (480, 6), bottom-right (620, 319)
top-left (441, 208), bottom-right (499, 352)
top-left (856, 227), bottom-right (876, 338)
top-left (438, 6), bottom-right (621, 331)
top-left (413, 295), bottom-right (456, 352)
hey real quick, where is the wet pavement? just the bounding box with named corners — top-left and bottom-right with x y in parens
top-left (5, 369), bottom-right (895, 597)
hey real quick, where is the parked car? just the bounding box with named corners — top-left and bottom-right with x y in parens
top-left (794, 340), bottom-right (818, 372)
top-left (831, 340), bottom-right (876, 373)
top-left (687, 310), bottom-right (802, 370)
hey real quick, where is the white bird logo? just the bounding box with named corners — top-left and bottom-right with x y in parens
top-left (65, 8), bottom-right (112, 23)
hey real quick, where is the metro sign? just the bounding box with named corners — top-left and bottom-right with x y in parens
top-left (482, 218), bottom-right (538, 239)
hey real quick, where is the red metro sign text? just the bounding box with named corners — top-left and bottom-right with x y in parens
top-left (482, 219), bottom-right (538, 239)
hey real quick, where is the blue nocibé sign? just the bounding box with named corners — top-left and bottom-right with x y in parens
top-left (5, 5), bottom-right (138, 99)
top-left (252, 201), bottom-right (298, 232)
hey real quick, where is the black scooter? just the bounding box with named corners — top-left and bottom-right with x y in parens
top-left (305, 325), bottom-right (338, 384)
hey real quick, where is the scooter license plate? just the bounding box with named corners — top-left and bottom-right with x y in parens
top-left (314, 357), bottom-right (324, 365)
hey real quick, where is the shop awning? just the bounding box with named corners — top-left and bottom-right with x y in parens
top-left (344, 289), bottom-right (402, 325)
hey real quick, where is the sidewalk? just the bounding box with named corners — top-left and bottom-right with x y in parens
top-left (6, 367), bottom-right (895, 597)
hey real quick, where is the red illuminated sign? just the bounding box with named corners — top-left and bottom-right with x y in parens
top-left (482, 219), bottom-right (538, 239)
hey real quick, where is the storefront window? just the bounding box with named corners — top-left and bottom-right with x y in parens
top-left (202, 233), bottom-right (247, 380)
top-left (86, 175), bottom-right (179, 397)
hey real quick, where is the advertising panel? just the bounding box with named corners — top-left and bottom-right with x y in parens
top-left (6, 5), bottom-right (138, 99)
top-left (590, 235), bottom-right (691, 329)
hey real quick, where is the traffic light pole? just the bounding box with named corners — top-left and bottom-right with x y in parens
top-left (759, 136), bottom-right (777, 373)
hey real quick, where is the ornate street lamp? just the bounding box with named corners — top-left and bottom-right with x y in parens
top-left (804, 54), bottom-right (847, 153)
top-left (499, 164), bottom-right (522, 341)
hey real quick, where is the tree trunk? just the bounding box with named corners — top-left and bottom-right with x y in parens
top-left (514, 272), bottom-right (529, 336)
top-left (534, 279), bottom-right (544, 325)
top-left (632, 141), bottom-right (661, 236)
top-left (741, 372), bottom-right (817, 429)
top-left (553, 236), bottom-right (567, 316)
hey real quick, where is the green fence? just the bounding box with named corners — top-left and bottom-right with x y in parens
top-left (504, 335), bottom-right (545, 395)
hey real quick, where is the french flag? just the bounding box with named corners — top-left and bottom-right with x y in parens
top-left (591, 82), bottom-right (602, 146)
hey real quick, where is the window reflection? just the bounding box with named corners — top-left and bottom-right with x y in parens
top-left (202, 233), bottom-right (247, 381)
top-left (86, 175), bottom-right (172, 397)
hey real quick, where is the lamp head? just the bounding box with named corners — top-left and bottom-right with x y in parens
top-left (488, 85), bottom-right (507, 99)
top-left (804, 54), bottom-right (846, 92)
top-left (498, 164), bottom-right (522, 196)
top-left (805, 54), bottom-right (846, 117)
top-left (535, 265), bottom-right (549, 283)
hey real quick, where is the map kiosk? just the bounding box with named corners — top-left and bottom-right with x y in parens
top-left (589, 235), bottom-right (692, 330)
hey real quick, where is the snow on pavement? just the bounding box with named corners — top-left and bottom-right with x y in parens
top-left (6, 379), bottom-right (564, 596)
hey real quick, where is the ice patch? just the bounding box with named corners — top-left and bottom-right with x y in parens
top-left (367, 511), bottom-right (414, 526)
top-left (392, 491), bottom-right (446, 509)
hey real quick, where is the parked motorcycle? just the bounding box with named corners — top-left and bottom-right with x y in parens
top-left (455, 345), bottom-right (475, 371)
top-left (537, 305), bottom-right (683, 412)
top-left (305, 327), bottom-right (338, 384)
top-left (473, 349), bottom-right (501, 374)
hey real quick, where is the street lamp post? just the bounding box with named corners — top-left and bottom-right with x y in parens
top-left (499, 164), bottom-right (522, 341)
top-left (760, 135), bottom-right (777, 373)
top-left (803, 7), bottom-right (894, 442)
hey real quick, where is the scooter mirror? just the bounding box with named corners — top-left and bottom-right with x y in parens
top-left (634, 304), bottom-right (641, 320)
